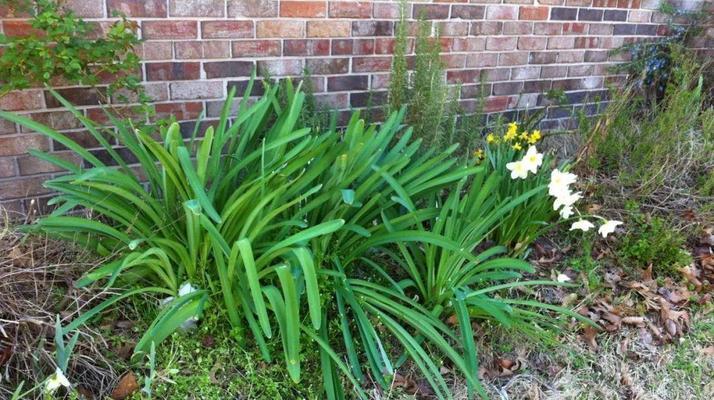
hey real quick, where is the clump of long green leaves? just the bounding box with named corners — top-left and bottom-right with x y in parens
top-left (0, 80), bottom-right (588, 399)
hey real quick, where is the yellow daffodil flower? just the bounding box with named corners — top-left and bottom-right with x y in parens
top-left (473, 148), bottom-right (484, 159)
top-left (486, 133), bottom-right (498, 144)
top-left (512, 142), bottom-right (522, 151)
top-left (528, 130), bottom-right (542, 144)
top-left (504, 122), bottom-right (518, 141)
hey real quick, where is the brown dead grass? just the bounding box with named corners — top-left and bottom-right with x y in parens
top-left (0, 208), bottom-right (120, 399)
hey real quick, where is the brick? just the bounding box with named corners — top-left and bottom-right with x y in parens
top-left (613, 24), bottom-right (636, 35)
top-left (499, 52), bottom-right (529, 66)
top-left (0, 90), bottom-right (44, 111)
top-left (529, 51), bottom-right (558, 64)
top-left (447, 69), bottom-right (480, 84)
top-left (373, 3), bottom-right (401, 19)
top-left (352, 21), bottom-right (394, 37)
top-left (0, 135), bottom-right (49, 157)
top-left (352, 57), bottom-right (391, 72)
top-left (329, 2), bottom-right (372, 18)
top-left (328, 75), bottom-right (368, 91)
top-left (350, 91), bottom-right (386, 108)
top-left (603, 10), bottom-right (628, 21)
top-left (412, 4), bottom-right (449, 19)
top-left (257, 20), bottom-right (305, 38)
top-left (452, 37), bottom-right (486, 52)
top-left (0, 119), bottom-right (15, 135)
top-left (557, 51), bottom-right (585, 63)
top-left (484, 96), bottom-right (510, 112)
top-left (228, 0), bottom-right (277, 17)
top-left (63, 0), bottom-right (104, 17)
top-left (233, 40), bottom-right (281, 57)
top-left (2, 21), bottom-right (42, 37)
top-left (503, 22), bottom-right (533, 35)
top-left (563, 22), bottom-right (588, 34)
top-left (438, 21), bottom-right (469, 37)
top-left (534, 22), bottom-right (562, 35)
top-left (170, 81), bottom-right (224, 100)
top-left (257, 59), bottom-right (303, 76)
top-left (375, 38), bottom-right (397, 54)
top-left (308, 21), bottom-right (351, 37)
top-left (20, 111), bottom-right (81, 132)
top-left (227, 80), bottom-right (266, 97)
top-left (636, 24), bottom-right (658, 36)
top-left (465, 53), bottom-right (498, 67)
top-left (204, 61), bottom-right (254, 79)
top-left (0, 158), bottom-right (17, 178)
top-left (575, 37), bottom-right (599, 48)
top-left (170, 0), bottom-right (224, 17)
top-left (332, 39), bottom-right (375, 55)
top-left (486, 37), bottom-right (517, 51)
top-left (578, 9), bottom-right (603, 21)
top-left (284, 39), bottom-right (330, 56)
top-left (0, 176), bottom-right (49, 199)
top-left (548, 37), bottom-right (575, 49)
top-left (202, 21), bottom-right (253, 39)
top-left (585, 50), bottom-right (608, 62)
top-left (175, 41), bottom-right (231, 59)
top-left (493, 82), bottom-right (524, 96)
top-left (146, 62), bottom-right (201, 81)
top-left (628, 10), bottom-right (651, 23)
top-left (551, 7), bottom-right (578, 20)
top-left (107, 0), bottom-right (167, 17)
top-left (540, 66), bottom-right (567, 79)
top-left (519, 6), bottom-right (549, 20)
top-left (154, 102), bottom-right (204, 121)
top-left (589, 23), bottom-right (613, 35)
top-left (486, 5), bottom-right (518, 20)
top-left (470, 21), bottom-right (503, 35)
top-left (451, 5), bottom-right (485, 19)
top-left (306, 58), bottom-right (349, 75)
top-left (44, 88), bottom-right (105, 109)
top-left (280, 1), bottom-right (326, 18)
top-left (518, 37), bottom-right (547, 50)
top-left (512, 66), bottom-right (541, 80)
top-left (17, 152), bottom-right (80, 175)
top-left (141, 41), bottom-right (173, 60)
top-left (143, 21), bottom-right (197, 40)
top-left (315, 93), bottom-right (349, 109)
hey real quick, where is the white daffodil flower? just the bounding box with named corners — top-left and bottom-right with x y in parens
top-left (161, 282), bottom-right (201, 331)
top-left (598, 220), bottom-right (623, 238)
top-left (548, 169), bottom-right (577, 197)
top-left (570, 219), bottom-right (595, 232)
top-left (522, 146), bottom-right (543, 174)
top-left (556, 273), bottom-right (572, 282)
top-left (506, 160), bottom-right (529, 179)
top-left (553, 191), bottom-right (582, 211)
top-left (559, 205), bottom-right (575, 219)
top-left (45, 368), bottom-right (70, 393)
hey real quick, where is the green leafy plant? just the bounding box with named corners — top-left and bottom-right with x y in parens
top-left (0, 0), bottom-right (145, 105)
top-left (478, 122), bottom-right (558, 252)
top-left (0, 79), bottom-right (589, 399)
top-left (618, 202), bottom-right (692, 277)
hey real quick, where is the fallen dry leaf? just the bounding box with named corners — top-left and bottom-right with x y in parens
top-left (581, 326), bottom-right (599, 351)
top-left (702, 346), bottom-right (714, 357)
top-left (111, 372), bottom-right (139, 400)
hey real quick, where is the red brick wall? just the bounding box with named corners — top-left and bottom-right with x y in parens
top-left (0, 0), bottom-right (711, 212)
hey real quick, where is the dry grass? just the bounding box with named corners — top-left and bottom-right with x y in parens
top-left (0, 208), bottom-right (120, 399)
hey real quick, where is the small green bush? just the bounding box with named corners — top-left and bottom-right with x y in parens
top-left (618, 202), bottom-right (692, 277)
top-left (0, 0), bottom-right (145, 104)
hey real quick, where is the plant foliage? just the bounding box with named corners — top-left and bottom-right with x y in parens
top-left (0, 79), bottom-right (587, 399)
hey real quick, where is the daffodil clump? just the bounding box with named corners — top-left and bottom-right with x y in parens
top-left (504, 144), bottom-right (623, 238)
